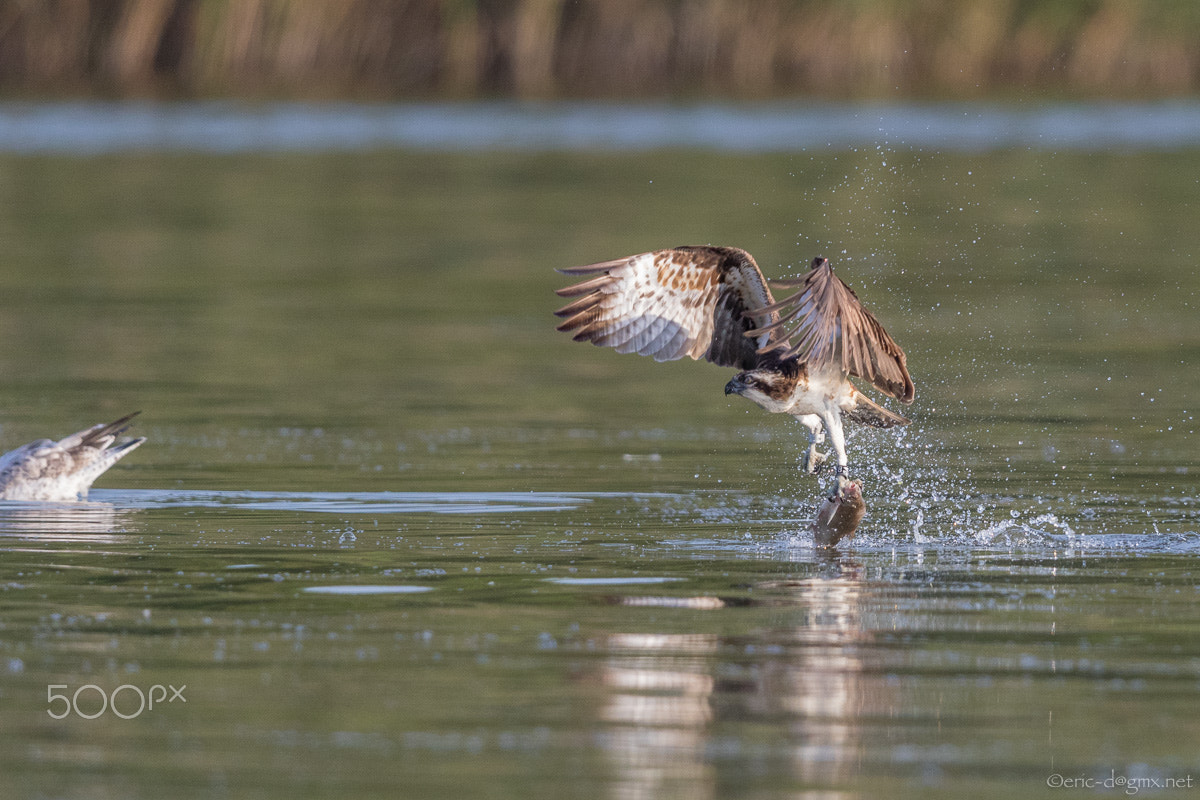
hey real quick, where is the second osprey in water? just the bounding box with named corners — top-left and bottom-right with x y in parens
top-left (555, 246), bottom-right (914, 477)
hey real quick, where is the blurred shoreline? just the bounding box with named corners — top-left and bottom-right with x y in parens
top-left (4, 99), bottom-right (1200, 154)
top-left (1, 0), bottom-right (1198, 101)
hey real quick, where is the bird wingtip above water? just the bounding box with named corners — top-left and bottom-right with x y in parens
top-left (0, 412), bottom-right (146, 502)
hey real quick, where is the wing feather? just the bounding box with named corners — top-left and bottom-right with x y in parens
top-left (554, 274), bottom-right (616, 298)
top-left (0, 413), bottom-right (145, 500)
top-left (554, 246), bottom-right (778, 369)
top-left (748, 258), bottom-right (914, 403)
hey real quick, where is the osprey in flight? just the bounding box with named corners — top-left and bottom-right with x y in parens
top-left (0, 413), bottom-right (145, 501)
top-left (554, 246), bottom-right (913, 476)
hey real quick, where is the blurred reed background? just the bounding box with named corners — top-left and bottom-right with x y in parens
top-left (0, 0), bottom-right (1198, 100)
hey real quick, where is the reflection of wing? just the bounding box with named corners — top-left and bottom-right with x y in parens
top-left (554, 246), bottom-right (779, 369)
top-left (750, 258), bottom-right (914, 403)
top-left (0, 502), bottom-right (132, 540)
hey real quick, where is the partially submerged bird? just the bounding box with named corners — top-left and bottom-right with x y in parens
top-left (811, 476), bottom-right (866, 547)
top-left (0, 413), bottom-right (145, 501)
top-left (554, 246), bottom-right (913, 477)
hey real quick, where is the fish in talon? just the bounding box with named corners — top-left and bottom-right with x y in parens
top-left (811, 476), bottom-right (865, 547)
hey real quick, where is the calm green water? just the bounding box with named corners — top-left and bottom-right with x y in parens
top-left (1, 143), bottom-right (1198, 799)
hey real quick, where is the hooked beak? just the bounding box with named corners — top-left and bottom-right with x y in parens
top-left (724, 376), bottom-right (745, 396)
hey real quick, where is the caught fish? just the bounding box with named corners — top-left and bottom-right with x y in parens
top-left (811, 476), bottom-right (865, 547)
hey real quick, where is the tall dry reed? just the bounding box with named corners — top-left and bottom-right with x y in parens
top-left (0, 0), bottom-right (1196, 98)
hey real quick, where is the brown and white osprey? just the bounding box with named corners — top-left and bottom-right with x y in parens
top-left (0, 413), bottom-right (145, 501)
top-left (554, 246), bottom-right (913, 477)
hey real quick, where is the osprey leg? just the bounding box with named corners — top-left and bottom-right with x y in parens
top-left (793, 413), bottom-right (827, 474)
top-left (820, 406), bottom-right (849, 475)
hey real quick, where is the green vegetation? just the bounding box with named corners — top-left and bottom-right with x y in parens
top-left (1, 0), bottom-right (1199, 99)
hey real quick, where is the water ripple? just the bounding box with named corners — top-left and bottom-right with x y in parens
top-left (94, 488), bottom-right (607, 515)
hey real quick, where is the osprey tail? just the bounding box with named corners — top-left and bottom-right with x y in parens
top-left (844, 389), bottom-right (909, 429)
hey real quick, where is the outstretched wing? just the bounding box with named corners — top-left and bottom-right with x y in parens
top-left (554, 246), bottom-right (779, 370)
top-left (748, 258), bottom-right (914, 403)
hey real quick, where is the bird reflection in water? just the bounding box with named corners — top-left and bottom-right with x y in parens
top-left (0, 500), bottom-right (139, 542)
top-left (589, 562), bottom-right (882, 798)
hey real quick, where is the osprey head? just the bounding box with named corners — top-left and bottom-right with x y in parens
top-left (725, 368), bottom-right (795, 413)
